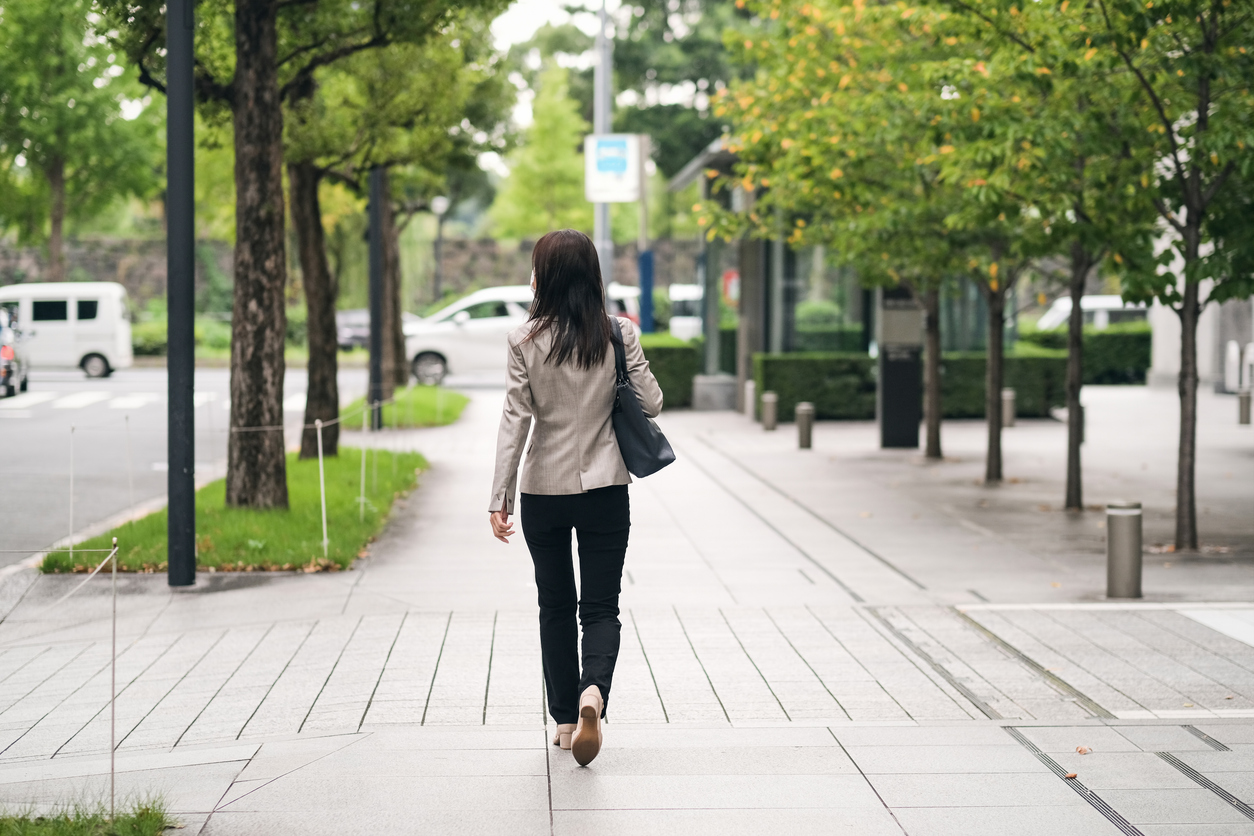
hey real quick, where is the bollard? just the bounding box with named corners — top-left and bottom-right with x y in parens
top-left (1240, 389), bottom-right (1251, 425)
top-left (796, 401), bottom-right (815, 449)
top-left (744, 379), bottom-right (757, 420)
top-left (1001, 388), bottom-right (1016, 428)
top-left (762, 391), bottom-right (778, 431)
top-left (1106, 501), bottom-right (1143, 599)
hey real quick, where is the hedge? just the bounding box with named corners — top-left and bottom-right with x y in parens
top-left (639, 336), bottom-right (700, 409)
top-left (713, 326), bottom-right (864, 374)
top-left (1019, 322), bottom-right (1151, 384)
top-left (752, 349), bottom-right (1068, 422)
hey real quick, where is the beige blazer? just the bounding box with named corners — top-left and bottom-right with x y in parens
top-left (489, 316), bottom-right (663, 514)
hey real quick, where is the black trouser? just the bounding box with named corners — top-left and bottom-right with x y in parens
top-left (521, 485), bottom-right (630, 725)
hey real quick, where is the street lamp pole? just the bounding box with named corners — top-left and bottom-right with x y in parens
top-left (166, 0), bottom-right (195, 587)
top-left (593, 0), bottom-right (614, 287)
top-left (431, 195), bottom-right (450, 304)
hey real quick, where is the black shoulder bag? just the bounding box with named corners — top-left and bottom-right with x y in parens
top-left (609, 317), bottom-right (676, 477)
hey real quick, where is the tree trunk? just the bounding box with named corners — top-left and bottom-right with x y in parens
top-left (984, 281), bottom-right (1006, 484)
top-left (923, 286), bottom-right (943, 460)
top-left (380, 173), bottom-right (407, 394)
top-left (1064, 242), bottom-right (1090, 510)
top-left (46, 156), bottom-right (66, 282)
top-left (291, 162), bottom-right (340, 459)
top-left (226, 0), bottom-right (289, 509)
top-left (1175, 272), bottom-right (1200, 550)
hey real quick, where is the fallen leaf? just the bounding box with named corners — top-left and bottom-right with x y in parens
top-left (1183, 703), bottom-right (1194, 707)
top-left (1051, 582), bottom-right (1061, 588)
top-left (1064, 772), bottom-right (1077, 779)
top-left (859, 511), bottom-right (872, 518)
top-left (1226, 695), bottom-right (1235, 700)
top-left (1076, 746), bottom-right (1091, 755)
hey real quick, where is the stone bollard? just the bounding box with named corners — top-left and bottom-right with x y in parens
top-left (796, 402), bottom-right (814, 449)
top-left (762, 391), bottom-right (778, 431)
top-left (744, 379), bottom-right (757, 420)
top-left (1240, 389), bottom-right (1251, 425)
top-left (1002, 388), bottom-right (1016, 428)
top-left (1106, 501), bottom-right (1143, 599)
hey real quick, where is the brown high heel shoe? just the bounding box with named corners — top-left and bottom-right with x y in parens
top-left (551, 723), bottom-right (576, 750)
top-left (571, 685), bottom-right (604, 766)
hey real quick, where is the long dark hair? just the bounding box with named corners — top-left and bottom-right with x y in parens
top-left (525, 229), bottom-right (616, 369)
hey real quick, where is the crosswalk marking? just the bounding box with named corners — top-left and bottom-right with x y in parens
top-left (110, 393), bottom-right (162, 409)
top-left (51, 392), bottom-right (112, 409)
top-left (283, 393), bottom-right (306, 412)
top-left (193, 392), bottom-right (217, 407)
top-left (0, 392), bottom-right (57, 410)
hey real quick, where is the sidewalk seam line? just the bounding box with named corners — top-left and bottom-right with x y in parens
top-left (117, 629), bottom-right (230, 749)
top-left (672, 606), bottom-right (731, 723)
top-left (298, 616), bottom-right (364, 734)
top-left (175, 623), bottom-right (275, 748)
top-left (629, 609), bottom-right (668, 723)
top-left (805, 605), bottom-right (915, 721)
top-left (827, 727), bottom-right (910, 836)
top-left (236, 623), bottom-right (319, 741)
top-left (421, 612), bottom-right (453, 726)
top-left (763, 608), bottom-right (852, 721)
top-left (719, 608), bottom-right (791, 721)
top-left (482, 611), bottom-right (497, 725)
top-left (357, 611), bottom-right (407, 732)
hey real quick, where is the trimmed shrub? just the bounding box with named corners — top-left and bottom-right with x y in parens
top-left (639, 340), bottom-right (699, 409)
top-left (1019, 322), bottom-right (1151, 384)
top-left (131, 319), bottom-right (168, 356)
top-left (794, 325), bottom-right (864, 352)
top-left (751, 349), bottom-right (1068, 422)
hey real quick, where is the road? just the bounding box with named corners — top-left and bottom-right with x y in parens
top-left (0, 366), bottom-right (369, 566)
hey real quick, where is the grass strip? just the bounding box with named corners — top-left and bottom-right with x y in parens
top-left (0, 803), bottom-right (171, 835)
top-left (42, 449), bottom-right (427, 574)
top-left (343, 385), bottom-right (468, 428)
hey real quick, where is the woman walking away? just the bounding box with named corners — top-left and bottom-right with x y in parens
top-left (488, 229), bottom-right (663, 767)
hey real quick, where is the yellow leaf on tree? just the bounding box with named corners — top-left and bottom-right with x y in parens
top-left (1084, 47), bottom-right (1097, 60)
top-left (830, 168), bottom-right (845, 179)
top-left (1036, 67), bottom-right (1051, 74)
top-left (898, 83), bottom-right (909, 92)
top-left (940, 145), bottom-right (955, 154)
top-left (972, 108), bottom-right (981, 122)
top-left (839, 74), bottom-right (852, 89)
top-left (989, 279), bottom-right (999, 291)
top-left (1061, 0), bottom-right (1069, 9)
top-left (989, 263), bottom-right (999, 279)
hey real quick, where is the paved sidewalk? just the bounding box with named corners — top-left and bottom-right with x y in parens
top-left (0, 385), bottom-right (1251, 835)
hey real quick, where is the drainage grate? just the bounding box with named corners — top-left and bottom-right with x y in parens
top-left (1182, 725), bottom-right (1231, 751)
top-left (1157, 752), bottom-right (1254, 821)
top-left (1005, 727), bottom-right (1145, 836)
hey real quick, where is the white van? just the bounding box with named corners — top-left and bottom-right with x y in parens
top-left (668, 283), bottom-right (704, 341)
top-left (1035, 295), bottom-right (1148, 330)
top-left (0, 282), bottom-right (133, 377)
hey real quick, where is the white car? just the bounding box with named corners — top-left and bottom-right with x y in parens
top-left (404, 283), bottom-right (642, 385)
top-left (1036, 295), bottom-right (1148, 330)
top-left (0, 281), bottom-right (133, 377)
top-left (668, 283), bottom-right (704, 341)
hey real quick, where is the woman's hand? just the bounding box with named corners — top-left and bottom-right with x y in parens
top-left (490, 509), bottom-right (515, 543)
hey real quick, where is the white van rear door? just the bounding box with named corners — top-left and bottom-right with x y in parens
top-left (28, 297), bottom-right (76, 366)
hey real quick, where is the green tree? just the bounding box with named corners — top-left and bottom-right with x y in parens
top-left (101, 0), bottom-right (506, 510)
top-left (0, 0), bottom-right (160, 281)
top-left (490, 65), bottom-right (592, 239)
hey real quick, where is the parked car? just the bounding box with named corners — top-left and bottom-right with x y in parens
top-left (0, 282), bottom-right (133, 377)
top-left (338, 309), bottom-right (422, 350)
top-left (1036, 295), bottom-right (1148, 330)
top-left (0, 304), bottom-right (30, 397)
top-left (403, 283), bottom-right (642, 385)
top-left (668, 283), bottom-right (703, 341)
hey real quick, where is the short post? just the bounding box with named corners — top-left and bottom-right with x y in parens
top-left (1001, 388), bottom-right (1016, 428)
top-left (68, 425), bottom-right (75, 564)
top-left (315, 419), bottom-right (328, 559)
top-left (1106, 501), bottom-right (1143, 599)
top-left (796, 401), bottom-right (814, 449)
top-left (359, 406), bottom-right (368, 522)
top-left (762, 391), bottom-right (778, 431)
top-left (744, 379), bottom-right (756, 420)
top-left (1239, 389), bottom-right (1251, 425)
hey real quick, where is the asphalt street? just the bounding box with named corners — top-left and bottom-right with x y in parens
top-left (0, 366), bottom-right (370, 566)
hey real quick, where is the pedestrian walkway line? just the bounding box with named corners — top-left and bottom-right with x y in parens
top-left (0, 392), bottom-right (56, 410)
top-left (693, 434), bottom-right (928, 591)
top-left (108, 393), bottom-right (161, 410)
top-left (51, 392), bottom-right (111, 410)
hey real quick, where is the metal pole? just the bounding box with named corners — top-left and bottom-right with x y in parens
top-left (368, 168), bottom-right (385, 431)
top-left (68, 425), bottom-right (74, 564)
top-left (167, 0), bottom-right (196, 587)
top-left (315, 419), bottom-right (328, 559)
top-left (637, 136), bottom-right (653, 332)
top-left (110, 536), bottom-right (117, 822)
top-left (1106, 501), bottom-right (1143, 599)
top-left (593, 0), bottom-right (614, 288)
top-left (1001, 388), bottom-right (1016, 428)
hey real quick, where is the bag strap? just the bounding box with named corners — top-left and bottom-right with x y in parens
top-left (609, 315), bottom-right (628, 385)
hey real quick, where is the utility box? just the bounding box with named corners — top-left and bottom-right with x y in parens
top-left (878, 287), bottom-right (923, 448)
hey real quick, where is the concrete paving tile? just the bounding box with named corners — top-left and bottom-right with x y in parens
top-left (344, 726), bottom-right (544, 750)
top-left (1138, 826), bottom-right (1254, 836)
top-left (1177, 749), bottom-right (1254, 772)
top-left (0, 761), bottom-right (243, 814)
top-left (1098, 788), bottom-right (1253, 824)
top-left (1115, 725), bottom-right (1220, 751)
top-left (869, 772), bottom-right (1086, 807)
top-left (1204, 772), bottom-right (1254, 800)
top-left (218, 775), bottom-right (549, 812)
top-left (293, 746), bottom-right (549, 777)
top-left (1195, 724), bottom-right (1254, 745)
top-left (549, 772), bottom-right (881, 810)
top-left (844, 744), bottom-right (1048, 774)
top-left (890, 804), bottom-right (1123, 835)
top-left (1049, 752), bottom-right (1199, 789)
top-left (545, 745), bottom-right (857, 776)
top-left (1016, 725), bottom-right (1142, 753)
top-left (831, 725), bottom-right (1016, 747)
top-left (551, 808), bottom-right (904, 835)
top-left (597, 725), bottom-right (838, 748)
top-left (202, 809), bottom-right (551, 835)
top-left (0, 743), bottom-right (258, 783)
